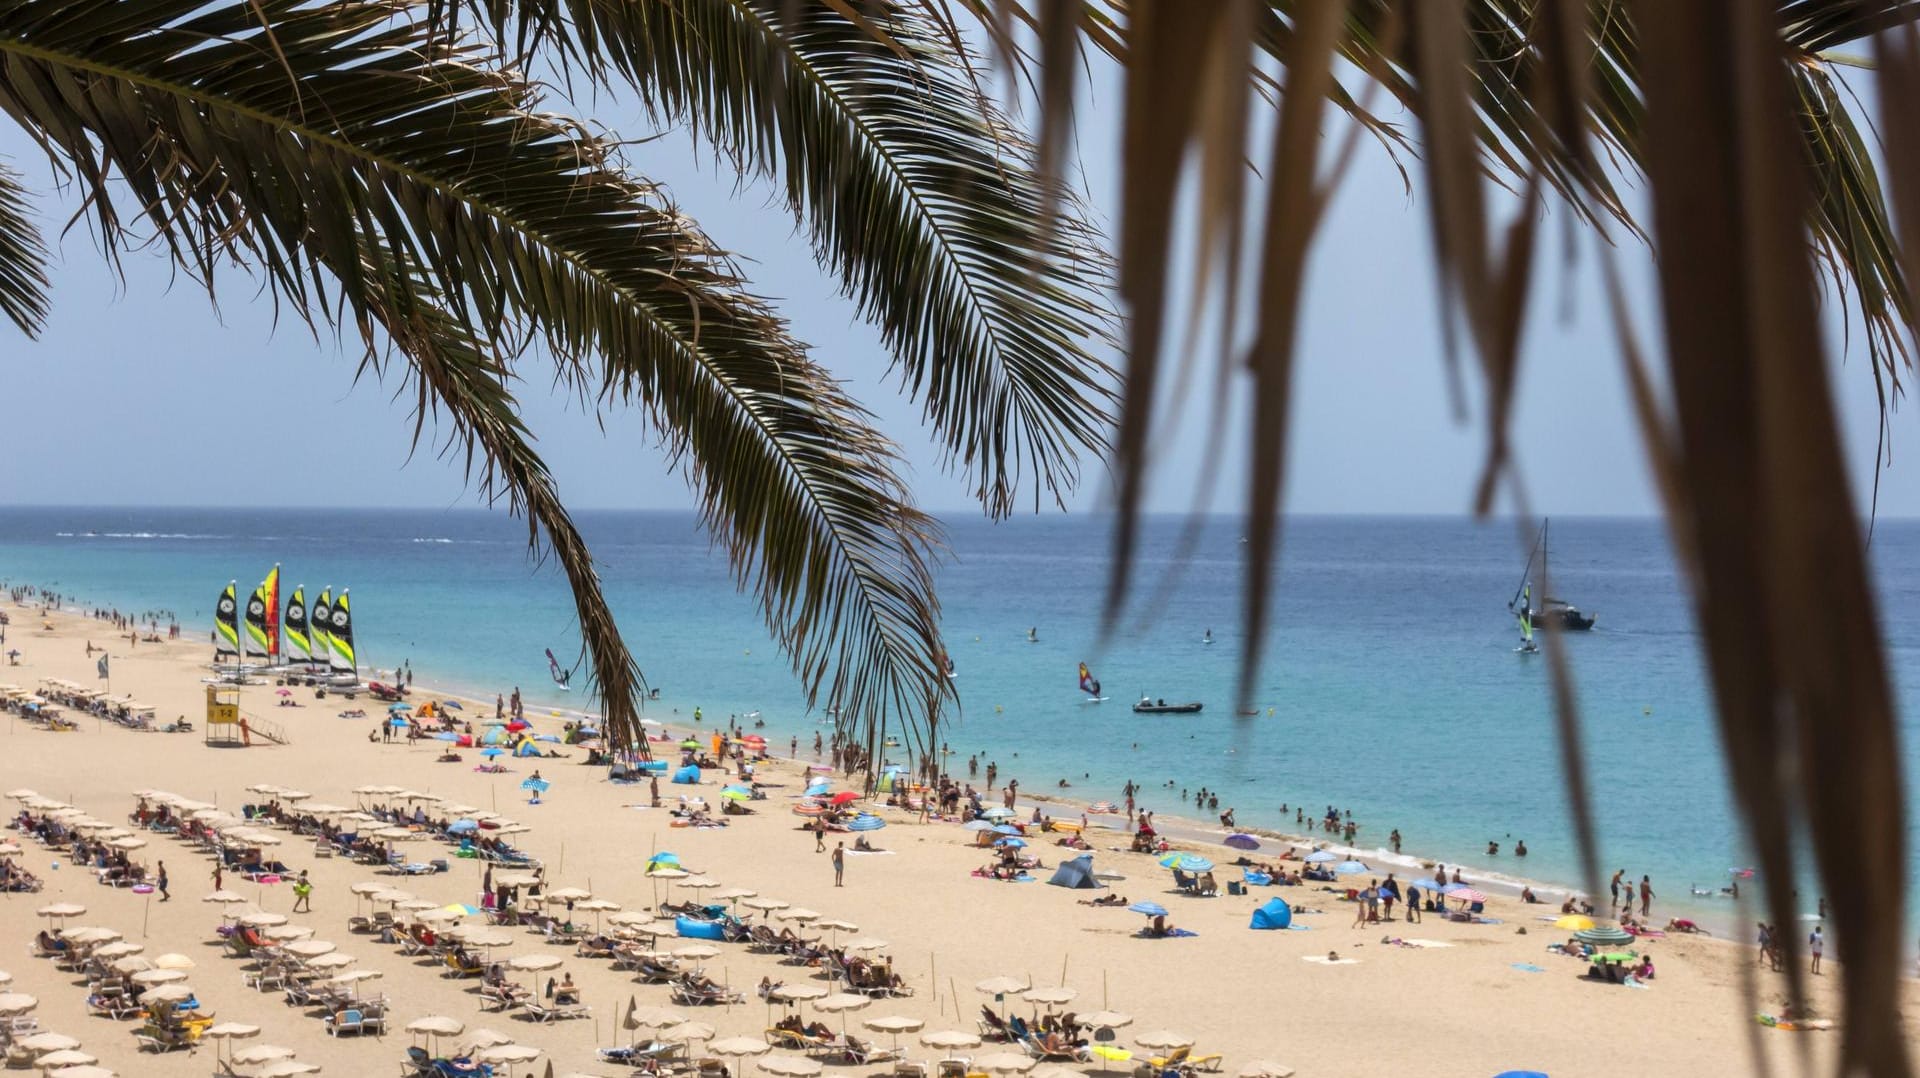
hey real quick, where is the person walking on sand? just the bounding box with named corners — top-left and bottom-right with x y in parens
top-left (211, 864), bottom-right (222, 892)
top-left (156, 861), bottom-right (169, 901)
top-left (1610, 868), bottom-right (1624, 906)
top-left (292, 870), bottom-right (313, 913)
top-left (1809, 925), bottom-right (1825, 974)
top-left (1639, 875), bottom-right (1654, 917)
top-left (814, 817), bottom-right (827, 853)
top-left (832, 842), bottom-right (845, 887)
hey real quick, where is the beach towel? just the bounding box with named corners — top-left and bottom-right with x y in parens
top-left (1510, 963), bottom-right (1546, 973)
top-left (845, 850), bottom-right (894, 857)
top-left (1133, 928), bottom-right (1198, 939)
top-left (1755, 1014), bottom-right (1835, 1032)
top-left (1301, 955), bottom-right (1358, 965)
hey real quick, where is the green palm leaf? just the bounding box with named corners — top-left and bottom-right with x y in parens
top-left (0, 160), bottom-right (47, 335)
top-left (0, 0), bottom-right (952, 755)
top-left (470, 0), bottom-right (1117, 517)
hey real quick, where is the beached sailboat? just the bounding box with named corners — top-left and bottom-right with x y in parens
top-left (213, 580), bottom-right (240, 661)
top-left (326, 589), bottom-right (357, 679)
top-left (283, 584), bottom-right (311, 665)
top-left (243, 566), bottom-right (279, 663)
top-left (1509, 519), bottom-right (1595, 631)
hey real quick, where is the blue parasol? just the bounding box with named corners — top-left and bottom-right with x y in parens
top-left (520, 777), bottom-right (550, 793)
top-left (1127, 902), bottom-right (1169, 917)
top-left (848, 815), bottom-right (886, 832)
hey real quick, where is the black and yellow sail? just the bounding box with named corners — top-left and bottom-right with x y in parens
top-left (311, 588), bottom-right (335, 661)
top-left (283, 585), bottom-right (311, 662)
top-left (243, 578), bottom-right (271, 658)
top-left (327, 589), bottom-right (356, 673)
top-left (214, 581), bottom-right (240, 657)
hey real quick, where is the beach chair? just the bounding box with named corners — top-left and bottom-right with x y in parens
top-left (936, 1059), bottom-right (971, 1078)
top-left (634, 957), bottom-right (680, 984)
top-left (841, 1036), bottom-right (903, 1065)
top-left (524, 999), bottom-right (589, 1023)
top-left (1028, 1034), bottom-right (1089, 1063)
top-left (404, 1045), bottom-right (437, 1078)
top-left (1144, 1047), bottom-right (1191, 1072)
top-left (443, 952), bottom-right (484, 978)
top-left (324, 1008), bottom-right (367, 1036)
top-left (977, 1009), bottom-right (1012, 1041)
top-left (479, 982), bottom-right (527, 1012)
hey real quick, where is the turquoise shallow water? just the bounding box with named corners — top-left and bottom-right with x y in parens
top-left (2, 507), bottom-right (1914, 926)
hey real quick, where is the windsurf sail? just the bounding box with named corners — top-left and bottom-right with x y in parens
top-left (214, 581), bottom-right (240, 657)
top-left (243, 579), bottom-right (270, 659)
top-left (1078, 662), bottom-right (1102, 698)
top-left (546, 647), bottom-right (573, 688)
top-left (262, 564), bottom-right (280, 662)
top-left (327, 589), bottom-right (355, 673)
top-left (283, 585), bottom-right (311, 663)
top-left (1517, 585), bottom-right (1536, 647)
top-left (310, 588), bottom-right (335, 662)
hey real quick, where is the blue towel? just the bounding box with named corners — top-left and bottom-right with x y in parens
top-left (1511, 962), bottom-right (1545, 973)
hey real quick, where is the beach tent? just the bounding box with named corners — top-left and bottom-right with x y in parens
top-left (1249, 898), bottom-right (1292, 930)
top-left (1047, 855), bottom-right (1102, 890)
top-left (672, 765), bottom-right (701, 785)
top-left (511, 738), bottom-right (541, 758)
top-left (482, 727), bottom-right (510, 746)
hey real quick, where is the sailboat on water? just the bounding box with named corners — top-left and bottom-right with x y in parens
top-left (1515, 586), bottom-right (1539, 655)
top-left (1509, 519), bottom-right (1596, 632)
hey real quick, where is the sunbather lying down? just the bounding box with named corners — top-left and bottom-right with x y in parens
top-left (1079, 894), bottom-right (1128, 907)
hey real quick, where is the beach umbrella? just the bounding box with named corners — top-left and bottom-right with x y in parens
top-left (863, 1015), bottom-right (924, 1051)
top-left (1575, 926), bottom-right (1635, 947)
top-left (110, 957), bottom-right (152, 975)
top-left (283, 941), bottom-right (336, 958)
top-left (508, 954), bottom-right (562, 972)
top-left (232, 1045), bottom-right (297, 1068)
top-left (477, 1044), bottom-right (543, 1066)
top-left (92, 942), bottom-right (142, 959)
top-left (660, 1021), bottom-right (715, 1044)
top-left (1554, 915), bottom-right (1595, 931)
top-left (466, 1028), bottom-right (517, 1050)
top-left (203, 890), bottom-right (249, 907)
top-left (779, 908), bottom-right (820, 924)
top-left (790, 803), bottom-right (824, 818)
top-left (480, 747), bottom-right (506, 759)
top-left (758, 1056), bottom-right (823, 1078)
top-left (406, 1015), bottom-right (464, 1036)
top-left (142, 984), bottom-right (195, 1004)
top-left (0, 973), bottom-right (10, 987)
top-left (980, 807), bottom-right (1016, 821)
top-left (18, 1032), bottom-right (79, 1052)
top-left (520, 778), bottom-right (550, 793)
top-left (1446, 887), bottom-right (1489, 904)
top-left (448, 819), bottom-right (480, 834)
top-left (1081, 1011), bottom-right (1133, 1030)
top-left (1126, 902), bottom-right (1169, 918)
top-left (152, 953), bottom-right (194, 971)
top-left (843, 937), bottom-right (889, 954)
top-left (1333, 861), bottom-right (1370, 876)
top-left (628, 1006), bottom-right (686, 1029)
top-left (975, 977), bottom-right (1027, 997)
top-left (45, 1065), bottom-right (114, 1078)
top-left (1171, 855), bottom-right (1214, 873)
top-left (35, 1049), bottom-right (98, 1069)
top-left (1135, 1031), bottom-right (1193, 1050)
top-left (1302, 850), bottom-right (1338, 864)
top-left (1023, 987), bottom-right (1077, 1007)
top-left (994, 838), bottom-right (1027, 849)
top-left (255, 1062), bottom-right (320, 1078)
top-left (546, 887), bottom-right (592, 903)
top-left (768, 984), bottom-right (828, 1003)
top-left (712, 1037), bottom-right (772, 1078)
top-left (920, 1031), bottom-right (982, 1050)
top-left (37, 903), bottom-right (84, 919)
top-left (0, 994), bottom-right (35, 1015)
top-left (961, 821), bottom-right (997, 833)
top-left (976, 1053), bottom-right (1036, 1074)
top-left (646, 852), bottom-right (683, 870)
top-left (1223, 834), bottom-right (1261, 851)
top-left (304, 954), bottom-right (356, 971)
top-left (263, 925), bottom-right (315, 941)
top-left (827, 792), bottom-right (860, 807)
top-left (671, 944), bottom-right (720, 961)
top-left (812, 993), bottom-right (870, 1034)
top-left (239, 912), bottom-right (287, 927)
top-left (131, 969), bottom-right (186, 986)
top-left (1236, 1062), bottom-right (1295, 1077)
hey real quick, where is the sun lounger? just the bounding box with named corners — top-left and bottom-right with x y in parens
top-left (841, 1036), bottom-right (903, 1065)
top-left (325, 1008), bottom-right (369, 1036)
top-left (523, 999), bottom-right (590, 1022)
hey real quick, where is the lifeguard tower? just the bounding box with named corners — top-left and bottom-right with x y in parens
top-left (205, 684), bottom-right (244, 747)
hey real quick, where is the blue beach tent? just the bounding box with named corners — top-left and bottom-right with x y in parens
top-left (672, 765), bottom-right (701, 785)
top-left (1047, 854), bottom-right (1102, 890)
top-left (1249, 898), bottom-right (1293, 930)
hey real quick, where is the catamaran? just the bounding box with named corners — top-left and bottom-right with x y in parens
top-left (1515, 586), bottom-right (1540, 655)
top-left (1509, 518), bottom-right (1595, 631)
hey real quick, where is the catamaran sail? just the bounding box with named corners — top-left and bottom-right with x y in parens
top-left (327, 590), bottom-right (356, 673)
top-left (214, 581), bottom-right (240, 658)
top-left (546, 647), bottom-right (573, 691)
top-left (283, 585), bottom-right (311, 664)
top-left (243, 579), bottom-right (271, 659)
top-left (262, 565), bottom-right (280, 662)
top-left (1078, 662), bottom-right (1103, 699)
top-left (310, 588), bottom-right (335, 662)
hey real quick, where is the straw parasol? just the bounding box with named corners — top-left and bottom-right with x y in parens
top-left (1134, 1032), bottom-right (1194, 1050)
top-left (263, 925), bottom-right (315, 941)
top-left (670, 944), bottom-right (719, 961)
top-left (862, 1016), bottom-right (923, 1052)
top-left (1022, 987), bottom-right (1077, 1007)
top-left (758, 1056), bottom-right (823, 1077)
top-left (1236, 1063), bottom-right (1295, 1078)
top-left (777, 909), bottom-right (820, 924)
top-left (659, 1021), bottom-right (715, 1045)
top-left (711, 1035), bottom-right (773, 1076)
top-left (740, 898), bottom-right (788, 915)
top-left (0, 993), bottom-right (37, 1015)
top-left (975, 977), bottom-right (1027, 996)
top-left (238, 912), bottom-right (287, 928)
top-left (920, 1031), bottom-right (983, 1050)
top-left (767, 984), bottom-right (827, 1003)
top-left (843, 937), bottom-right (888, 954)
top-left (627, 1007), bottom-right (685, 1029)
top-left (130, 969), bottom-right (186, 986)
top-left (255, 1062), bottom-right (321, 1078)
top-left (18, 1032), bottom-right (78, 1052)
top-left (152, 953), bottom-right (195, 971)
top-left (545, 887), bottom-right (592, 903)
top-left (1081, 1011), bottom-right (1133, 1030)
top-left (142, 985), bottom-right (195, 1004)
top-left (46, 1066), bottom-right (114, 1078)
top-left (34, 1050), bottom-right (97, 1068)
top-left (975, 1053), bottom-right (1036, 1074)
top-left (233, 1045), bottom-right (297, 1066)
top-left (304, 954), bottom-right (356, 971)
top-left (405, 1016), bottom-right (463, 1036)
top-left (90, 942), bottom-right (142, 960)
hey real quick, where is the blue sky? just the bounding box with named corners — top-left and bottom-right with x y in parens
top-left (1, 51), bottom-right (1915, 520)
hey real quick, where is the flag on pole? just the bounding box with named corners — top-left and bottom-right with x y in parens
top-left (97, 654), bottom-right (109, 679)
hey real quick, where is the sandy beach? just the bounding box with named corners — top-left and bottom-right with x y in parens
top-left (0, 598), bottom-right (1912, 1078)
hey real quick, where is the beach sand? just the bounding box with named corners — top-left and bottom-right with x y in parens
top-left (0, 599), bottom-right (1912, 1078)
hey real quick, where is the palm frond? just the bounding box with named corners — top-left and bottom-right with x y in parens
top-left (0, 160), bottom-right (47, 335)
top-left (353, 246), bottom-right (652, 760)
top-left (466, 0), bottom-right (1118, 517)
top-left (0, 0), bottom-right (952, 757)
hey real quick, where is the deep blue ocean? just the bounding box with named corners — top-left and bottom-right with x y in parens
top-left (3, 507), bottom-right (1915, 925)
